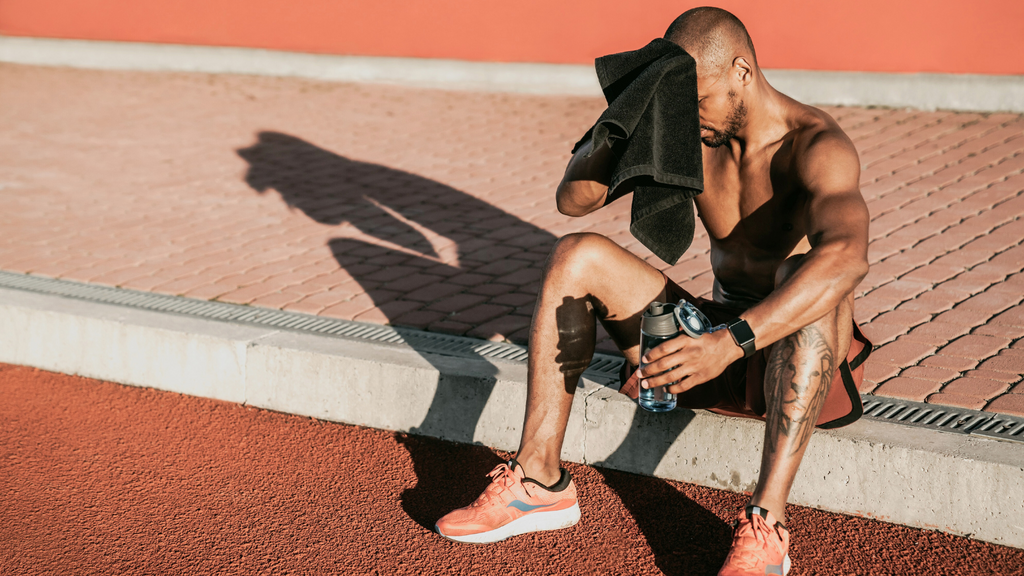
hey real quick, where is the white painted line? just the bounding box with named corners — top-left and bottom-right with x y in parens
top-left (0, 35), bottom-right (601, 96)
top-left (2, 35), bottom-right (1023, 111)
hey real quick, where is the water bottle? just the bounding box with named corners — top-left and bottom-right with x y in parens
top-left (638, 300), bottom-right (715, 412)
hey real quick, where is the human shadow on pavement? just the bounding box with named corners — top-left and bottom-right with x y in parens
top-left (237, 131), bottom-right (704, 535)
top-left (238, 131), bottom-right (556, 529)
top-left (238, 130), bottom-right (550, 444)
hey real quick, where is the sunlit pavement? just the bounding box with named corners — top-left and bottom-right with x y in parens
top-left (1, 64), bottom-right (1022, 413)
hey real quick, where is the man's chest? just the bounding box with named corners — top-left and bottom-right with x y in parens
top-left (695, 147), bottom-right (808, 251)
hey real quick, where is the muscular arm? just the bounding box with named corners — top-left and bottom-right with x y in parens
top-left (639, 129), bottom-right (869, 391)
top-left (740, 131), bottom-right (869, 349)
top-left (555, 138), bottom-right (615, 216)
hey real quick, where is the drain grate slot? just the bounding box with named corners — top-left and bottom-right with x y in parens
top-left (861, 397), bottom-right (997, 437)
top-left (589, 357), bottom-right (624, 373)
top-left (970, 414), bottom-right (1024, 444)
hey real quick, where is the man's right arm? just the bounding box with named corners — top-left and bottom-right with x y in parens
top-left (555, 138), bottom-right (616, 216)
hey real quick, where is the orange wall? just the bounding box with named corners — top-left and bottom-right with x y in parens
top-left (1, 0), bottom-right (1022, 75)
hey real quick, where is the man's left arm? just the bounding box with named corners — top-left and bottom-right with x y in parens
top-left (736, 131), bottom-right (870, 350)
top-left (640, 131), bottom-right (869, 392)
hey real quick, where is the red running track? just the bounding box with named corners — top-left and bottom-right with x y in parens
top-left (1, 363), bottom-right (1021, 575)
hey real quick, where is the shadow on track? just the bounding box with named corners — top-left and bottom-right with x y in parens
top-left (393, 433), bottom-right (507, 530)
top-left (236, 132), bottom-right (707, 554)
top-left (598, 466), bottom-right (732, 576)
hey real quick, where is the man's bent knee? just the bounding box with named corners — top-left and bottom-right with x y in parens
top-left (546, 232), bottom-right (619, 279)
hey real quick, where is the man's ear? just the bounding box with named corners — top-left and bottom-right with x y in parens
top-left (732, 56), bottom-right (753, 86)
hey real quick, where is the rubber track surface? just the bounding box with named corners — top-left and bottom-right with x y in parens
top-left (1, 363), bottom-right (1021, 575)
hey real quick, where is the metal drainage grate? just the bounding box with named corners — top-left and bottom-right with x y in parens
top-left (971, 413), bottom-right (1024, 444)
top-left (0, 270), bottom-right (624, 383)
top-left (861, 397), bottom-right (1024, 444)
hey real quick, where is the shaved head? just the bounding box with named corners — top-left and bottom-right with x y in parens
top-left (664, 7), bottom-right (756, 77)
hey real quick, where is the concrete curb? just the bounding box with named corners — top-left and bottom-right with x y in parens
top-left (1, 286), bottom-right (1022, 548)
top-left (2, 35), bottom-right (1023, 112)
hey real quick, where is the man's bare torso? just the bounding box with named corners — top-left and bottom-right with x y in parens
top-left (696, 101), bottom-right (849, 308)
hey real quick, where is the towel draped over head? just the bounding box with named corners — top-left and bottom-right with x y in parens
top-left (572, 38), bottom-right (704, 266)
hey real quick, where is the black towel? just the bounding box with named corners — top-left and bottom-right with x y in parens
top-left (572, 38), bottom-right (703, 265)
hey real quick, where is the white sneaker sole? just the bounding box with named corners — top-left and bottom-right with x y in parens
top-left (436, 502), bottom-right (581, 544)
top-left (776, 553), bottom-right (792, 575)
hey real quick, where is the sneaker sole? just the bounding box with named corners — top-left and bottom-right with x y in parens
top-left (435, 502), bottom-right (581, 544)
top-left (768, 553), bottom-right (792, 575)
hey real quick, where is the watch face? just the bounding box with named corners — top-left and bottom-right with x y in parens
top-left (729, 319), bottom-right (755, 344)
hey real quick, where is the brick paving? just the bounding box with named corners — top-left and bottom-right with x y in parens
top-left (1, 63), bottom-right (1022, 415)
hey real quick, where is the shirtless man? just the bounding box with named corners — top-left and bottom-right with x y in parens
top-left (436, 8), bottom-right (870, 575)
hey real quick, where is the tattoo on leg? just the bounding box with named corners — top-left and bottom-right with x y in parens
top-left (764, 325), bottom-right (836, 458)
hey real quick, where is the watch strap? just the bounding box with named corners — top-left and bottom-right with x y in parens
top-left (727, 318), bottom-right (756, 358)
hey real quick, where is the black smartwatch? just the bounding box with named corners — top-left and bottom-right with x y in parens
top-left (727, 318), bottom-right (756, 358)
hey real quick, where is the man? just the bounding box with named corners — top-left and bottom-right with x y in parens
top-left (436, 7), bottom-right (870, 575)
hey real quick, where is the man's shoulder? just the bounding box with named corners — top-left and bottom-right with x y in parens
top-left (790, 105), bottom-right (856, 158)
top-left (789, 106), bottom-right (860, 194)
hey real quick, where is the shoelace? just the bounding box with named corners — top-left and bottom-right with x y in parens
top-left (487, 463), bottom-right (518, 488)
top-left (728, 513), bottom-right (780, 570)
top-left (474, 462), bottom-right (526, 506)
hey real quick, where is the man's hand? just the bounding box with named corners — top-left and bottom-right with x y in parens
top-left (638, 329), bottom-right (744, 393)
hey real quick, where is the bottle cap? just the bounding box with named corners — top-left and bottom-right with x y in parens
top-left (674, 301), bottom-right (711, 337)
top-left (641, 302), bottom-right (679, 337)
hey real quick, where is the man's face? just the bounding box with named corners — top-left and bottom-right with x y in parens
top-left (697, 71), bottom-right (746, 148)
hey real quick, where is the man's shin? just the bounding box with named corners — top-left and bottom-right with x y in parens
top-left (751, 323), bottom-right (838, 516)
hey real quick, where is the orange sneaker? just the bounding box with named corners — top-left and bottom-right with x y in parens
top-left (718, 506), bottom-right (791, 576)
top-left (435, 459), bottom-right (580, 543)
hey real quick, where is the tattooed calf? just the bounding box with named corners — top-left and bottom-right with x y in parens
top-left (763, 325), bottom-right (836, 458)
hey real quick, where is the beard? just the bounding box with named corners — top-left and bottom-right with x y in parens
top-left (701, 92), bottom-right (747, 148)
